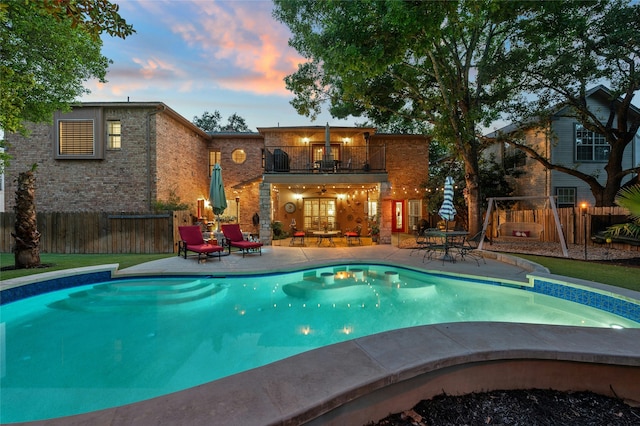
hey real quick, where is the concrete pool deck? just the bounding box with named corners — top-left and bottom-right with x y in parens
top-left (5, 245), bottom-right (640, 426)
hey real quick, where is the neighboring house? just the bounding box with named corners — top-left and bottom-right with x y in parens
top-left (4, 102), bottom-right (429, 244)
top-left (485, 85), bottom-right (640, 208)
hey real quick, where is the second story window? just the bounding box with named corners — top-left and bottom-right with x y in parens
top-left (231, 149), bottom-right (246, 164)
top-left (504, 142), bottom-right (526, 169)
top-left (209, 150), bottom-right (221, 176)
top-left (107, 120), bottom-right (121, 150)
top-left (58, 120), bottom-right (94, 156)
top-left (575, 124), bottom-right (609, 162)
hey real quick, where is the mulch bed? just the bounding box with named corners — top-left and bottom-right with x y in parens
top-left (370, 389), bottom-right (640, 426)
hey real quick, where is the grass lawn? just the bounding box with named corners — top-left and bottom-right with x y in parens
top-left (511, 253), bottom-right (640, 293)
top-left (0, 253), bottom-right (174, 281)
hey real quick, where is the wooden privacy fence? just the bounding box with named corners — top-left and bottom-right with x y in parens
top-left (486, 206), bottom-right (637, 250)
top-left (0, 210), bottom-right (192, 254)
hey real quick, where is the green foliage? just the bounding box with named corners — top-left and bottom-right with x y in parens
top-left (499, 0), bottom-right (640, 206)
top-left (40, 0), bottom-right (135, 40)
top-left (271, 221), bottom-right (288, 240)
top-left (0, 1), bottom-right (134, 136)
top-left (424, 153), bottom-right (523, 229)
top-left (605, 184), bottom-right (640, 240)
top-left (192, 110), bottom-right (251, 132)
top-left (152, 190), bottom-right (190, 212)
top-left (272, 0), bottom-right (551, 234)
top-left (369, 222), bottom-right (380, 236)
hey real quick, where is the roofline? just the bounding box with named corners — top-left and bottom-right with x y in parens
top-left (256, 126), bottom-right (376, 133)
top-left (74, 101), bottom-right (210, 139)
top-left (210, 132), bottom-right (263, 139)
top-left (485, 85), bottom-right (640, 137)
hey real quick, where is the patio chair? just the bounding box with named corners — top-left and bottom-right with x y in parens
top-left (221, 223), bottom-right (263, 257)
top-left (344, 224), bottom-right (362, 245)
top-left (178, 225), bottom-right (224, 261)
top-left (453, 231), bottom-right (486, 266)
top-left (290, 225), bottom-right (306, 246)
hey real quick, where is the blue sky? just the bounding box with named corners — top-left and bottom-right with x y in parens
top-left (80, 0), bottom-right (357, 130)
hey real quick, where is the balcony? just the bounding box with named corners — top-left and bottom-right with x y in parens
top-left (264, 145), bottom-right (385, 174)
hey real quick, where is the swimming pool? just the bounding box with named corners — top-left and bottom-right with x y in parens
top-left (1, 263), bottom-right (639, 423)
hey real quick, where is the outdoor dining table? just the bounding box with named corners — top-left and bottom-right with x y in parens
top-left (423, 229), bottom-right (468, 262)
top-left (312, 230), bottom-right (341, 246)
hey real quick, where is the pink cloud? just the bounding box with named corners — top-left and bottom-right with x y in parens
top-left (167, 1), bottom-right (304, 96)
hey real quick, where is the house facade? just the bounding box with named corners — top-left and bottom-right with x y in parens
top-left (485, 86), bottom-right (640, 208)
top-left (4, 102), bottom-right (429, 244)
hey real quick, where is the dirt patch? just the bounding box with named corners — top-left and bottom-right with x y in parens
top-left (370, 389), bottom-right (640, 426)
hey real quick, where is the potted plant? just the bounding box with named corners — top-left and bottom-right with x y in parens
top-left (370, 222), bottom-right (380, 243)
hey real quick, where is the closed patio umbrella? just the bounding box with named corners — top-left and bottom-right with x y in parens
top-left (438, 176), bottom-right (457, 227)
top-left (210, 163), bottom-right (227, 231)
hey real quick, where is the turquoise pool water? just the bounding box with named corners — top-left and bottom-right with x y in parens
top-left (1, 264), bottom-right (638, 423)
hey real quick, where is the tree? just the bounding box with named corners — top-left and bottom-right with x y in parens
top-left (193, 111), bottom-right (251, 132)
top-left (273, 0), bottom-right (548, 235)
top-left (11, 168), bottom-right (41, 268)
top-left (0, 0), bottom-right (134, 137)
top-left (1, 0), bottom-right (133, 268)
top-left (500, 0), bottom-right (640, 206)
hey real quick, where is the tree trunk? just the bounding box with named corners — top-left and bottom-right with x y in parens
top-left (12, 170), bottom-right (41, 268)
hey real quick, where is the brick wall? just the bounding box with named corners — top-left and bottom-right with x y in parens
top-left (4, 105), bottom-right (211, 213)
top-left (208, 135), bottom-right (264, 230)
top-left (155, 112), bottom-right (210, 211)
top-left (5, 106), bottom-right (158, 212)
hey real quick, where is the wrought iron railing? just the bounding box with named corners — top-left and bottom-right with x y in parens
top-left (264, 145), bottom-right (385, 173)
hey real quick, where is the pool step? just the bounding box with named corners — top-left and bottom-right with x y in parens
top-left (49, 278), bottom-right (228, 311)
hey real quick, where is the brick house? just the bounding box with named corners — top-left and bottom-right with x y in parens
top-left (485, 86), bottom-right (640, 208)
top-left (4, 102), bottom-right (429, 244)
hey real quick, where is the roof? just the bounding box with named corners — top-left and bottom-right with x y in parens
top-left (485, 85), bottom-right (640, 138)
top-left (77, 101), bottom-right (210, 139)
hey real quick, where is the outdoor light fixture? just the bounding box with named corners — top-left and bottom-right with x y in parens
top-left (235, 196), bottom-right (240, 223)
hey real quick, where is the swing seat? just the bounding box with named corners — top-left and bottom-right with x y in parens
top-left (498, 222), bottom-right (544, 241)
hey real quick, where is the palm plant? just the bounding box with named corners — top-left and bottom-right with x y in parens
top-left (605, 184), bottom-right (640, 240)
top-left (12, 168), bottom-right (41, 268)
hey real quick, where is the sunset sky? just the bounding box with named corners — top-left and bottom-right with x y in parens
top-left (81, 0), bottom-right (358, 130)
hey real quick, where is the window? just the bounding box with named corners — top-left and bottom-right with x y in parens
top-left (556, 187), bottom-right (576, 208)
top-left (231, 149), bottom-right (246, 164)
top-left (408, 199), bottom-right (421, 231)
top-left (575, 124), bottom-right (609, 162)
top-left (209, 150), bottom-right (221, 176)
top-left (107, 120), bottom-right (121, 149)
top-left (58, 120), bottom-right (94, 156)
top-left (312, 143), bottom-right (340, 162)
top-left (303, 198), bottom-right (336, 230)
top-left (504, 142), bottom-right (526, 169)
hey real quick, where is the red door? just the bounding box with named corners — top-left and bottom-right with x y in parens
top-left (391, 199), bottom-right (405, 233)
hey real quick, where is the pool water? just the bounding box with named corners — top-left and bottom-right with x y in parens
top-left (1, 264), bottom-right (637, 423)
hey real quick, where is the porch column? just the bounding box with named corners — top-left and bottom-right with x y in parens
top-left (259, 182), bottom-right (272, 244)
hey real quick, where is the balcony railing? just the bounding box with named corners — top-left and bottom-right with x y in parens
top-left (264, 145), bottom-right (385, 173)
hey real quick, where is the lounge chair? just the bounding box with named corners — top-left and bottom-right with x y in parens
top-left (178, 225), bottom-right (224, 261)
top-left (344, 224), bottom-right (362, 245)
top-left (221, 224), bottom-right (263, 257)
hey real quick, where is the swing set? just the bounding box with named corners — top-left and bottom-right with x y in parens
top-left (478, 196), bottom-right (569, 258)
